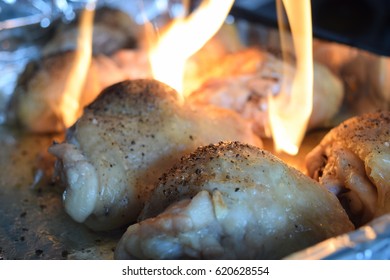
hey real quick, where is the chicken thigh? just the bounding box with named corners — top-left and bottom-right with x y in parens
top-left (6, 51), bottom-right (90, 133)
top-left (49, 79), bottom-right (261, 231)
top-left (115, 141), bottom-right (353, 260)
top-left (187, 49), bottom-right (344, 136)
top-left (43, 7), bottom-right (139, 56)
top-left (305, 111), bottom-right (390, 227)
top-left (6, 50), bottom-right (151, 133)
top-left (6, 7), bottom-right (143, 134)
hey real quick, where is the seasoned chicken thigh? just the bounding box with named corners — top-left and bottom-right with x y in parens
top-left (115, 142), bottom-right (353, 260)
top-left (49, 79), bottom-right (261, 231)
top-left (305, 111), bottom-right (390, 227)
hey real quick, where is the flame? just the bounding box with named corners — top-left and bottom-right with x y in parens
top-left (147, 0), bottom-right (234, 99)
top-left (60, 2), bottom-right (96, 128)
top-left (269, 0), bottom-right (313, 155)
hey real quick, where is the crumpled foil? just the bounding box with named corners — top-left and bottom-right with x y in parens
top-left (0, 0), bottom-right (389, 260)
top-left (287, 214), bottom-right (390, 260)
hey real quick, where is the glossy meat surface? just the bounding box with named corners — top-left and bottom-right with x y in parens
top-left (49, 79), bottom-right (262, 231)
top-left (305, 111), bottom-right (390, 227)
top-left (187, 49), bottom-right (344, 136)
top-left (115, 141), bottom-right (353, 259)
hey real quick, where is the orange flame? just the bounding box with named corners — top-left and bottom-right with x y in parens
top-left (148, 0), bottom-right (234, 99)
top-left (60, 3), bottom-right (95, 128)
top-left (269, 0), bottom-right (313, 155)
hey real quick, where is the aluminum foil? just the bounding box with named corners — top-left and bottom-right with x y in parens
top-left (0, 0), bottom-right (389, 260)
top-left (287, 213), bottom-right (390, 260)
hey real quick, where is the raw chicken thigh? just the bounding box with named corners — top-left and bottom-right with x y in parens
top-left (115, 141), bottom-right (353, 260)
top-left (305, 111), bottom-right (390, 227)
top-left (49, 79), bottom-right (261, 231)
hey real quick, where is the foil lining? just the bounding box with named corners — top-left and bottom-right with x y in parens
top-left (287, 213), bottom-right (390, 260)
top-left (0, 0), bottom-right (389, 260)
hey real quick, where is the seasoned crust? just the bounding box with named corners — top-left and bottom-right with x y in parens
top-left (119, 141), bottom-right (353, 259)
top-left (156, 141), bottom-right (272, 191)
top-left (321, 111), bottom-right (390, 157)
top-left (50, 79), bottom-right (262, 231)
top-left (140, 141), bottom-right (344, 221)
top-left (85, 79), bottom-right (180, 117)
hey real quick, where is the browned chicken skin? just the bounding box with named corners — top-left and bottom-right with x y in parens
top-left (305, 111), bottom-right (390, 227)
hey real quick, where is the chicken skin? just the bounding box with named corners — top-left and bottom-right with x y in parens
top-left (187, 49), bottom-right (344, 136)
top-left (305, 111), bottom-right (390, 227)
top-left (6, 7), bottom-right (143, 134)
top-left (43, 7), bottom-right (139, 57)
top-left (6, 50), bottom-right (151, 133)
top-left (49, 79), bottom-right (261, 231)
top-left (115, 141), bottom-right (353, 260)
top-left (6, 51), bottom-right (91, 133)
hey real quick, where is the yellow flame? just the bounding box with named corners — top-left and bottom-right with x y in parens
top-left (269, 0), bottom-right (313, 155)
top-left (148, 0), bottom-right (234, 98)
top-left (60, 3), bottom-right (95, 128)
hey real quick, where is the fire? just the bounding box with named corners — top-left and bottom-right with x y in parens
top-left (147, 0), bottom-right (234, 99)
top-left (61, 0), bottom-right (311, 156)
top-left (60, 2), bottom-right (96, 128)
top-left (269, 0), bottom-right (313, 155)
